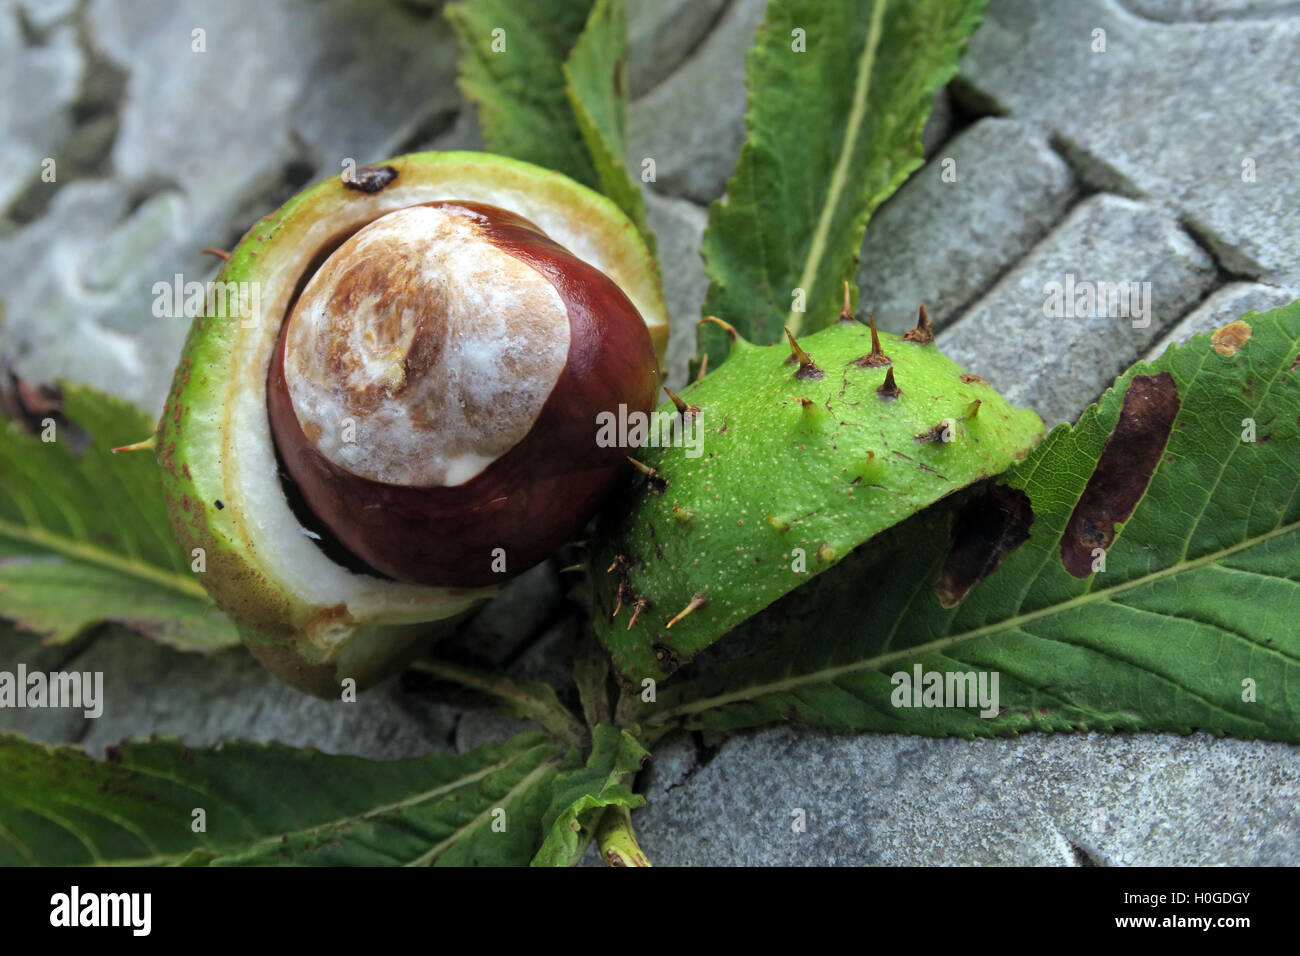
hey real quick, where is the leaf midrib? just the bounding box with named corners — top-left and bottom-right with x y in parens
top-left (410, 757), bottom-right (560, 866)
top-left (650, 516), bottom-right (1300, 724)
top-left (785, 0), bottom-right (888, 335)
top-left (5, 744), bottom-right (553, 867)
top-left (0, 517), bottom-right (207, 601)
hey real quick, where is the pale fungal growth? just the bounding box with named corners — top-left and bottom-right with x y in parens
top-left (281, 204), bottom-right (571, 488)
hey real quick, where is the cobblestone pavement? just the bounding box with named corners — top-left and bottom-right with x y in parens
top-left (1, 0), bottom-right (1296, 864)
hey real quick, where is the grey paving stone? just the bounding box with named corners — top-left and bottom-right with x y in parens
top-left (626, 0), bottom-right (769, 204)
top-left (1122, 0), bottom-right (1299, 21)
top-left (0, 572), bottom-right (570, 763)
top-left (960, 0), bottom-right (1300, 285)
top-left (15, 0), bottom-right (80, 30)
top-left (637, 730), bottom-right (699, 799)
top-left (628, 0), bottom-right (728, 98)
top-left (644, 188), bottom-right (710, 389)
top-left (630, 728), bottom-right (1300, 865)
top-left (0, 4), bottom-right (83, 213)
top-left (858, 117), bottom-right (1078, 335)
top-left (921, 88), bottom-right (954, 158)
top-left (937, 193), bottom-right (1218, 426)
top-left (452, 613), bottom-right (580, 755)
top-left (0, 629), bottom-right (462, 761)
top-left (1147, 280), bottom-right (1300, 360)
top-left (437, 560), bottom-right (563, 668)
top-left (428, 105), bottom-right (486, 153)
top-left (87, 0), bottom-right (306, 224)
top-left (87, 0), bottom-right (460, 205)
top-left (0, 629), bottom-right (95, 744)
top-left (498, 610), bottom-right (580, 705)
top-left (0, 179), bottom-right (186, 411)
top-left (453, 710), bottom-right (536, 755)
top-left (282, 1), bottom-right (463, 169)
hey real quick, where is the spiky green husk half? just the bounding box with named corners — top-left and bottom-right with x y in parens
top-left (591, 320), bottom-right (1044, 683)
top-left (155, 151), bottom-right (668, 697)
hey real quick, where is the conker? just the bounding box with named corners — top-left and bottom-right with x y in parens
top-left (267, 200), bottom-right (659, 587)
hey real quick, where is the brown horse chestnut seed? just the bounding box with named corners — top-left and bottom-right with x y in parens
top-left (267, 200), bottom-right (659, 587)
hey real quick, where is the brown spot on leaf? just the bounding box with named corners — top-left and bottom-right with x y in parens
top-left (0, 371), bottom-right (59, 429)
top-left (1211, 320), bottom-right (1251, 357)
top-left (1060, 372), bottom-right (1180, 578)
top-left (960, 374), bottom-right (986, 385)
top-left (343, 164), bottom-right (399, 194)
top-left (937, 485), bottom-right (1034, 607)
top-left (0, 369), bottom-right (91, 453)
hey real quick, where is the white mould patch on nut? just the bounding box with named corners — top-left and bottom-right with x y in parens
top-left (282, 204), bottom-right (571, 488)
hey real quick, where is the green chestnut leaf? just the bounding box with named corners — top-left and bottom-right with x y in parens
top-left (0, 379), bottom-right (237, 652)
top-left (449, 0), bottom-right (655, 251)
top-left (532, 723), bottom-right (647, 867)
top-left (563, 0), bottom-right (656, 254)
top-left (446, 0), bottom-right (600, 191)
top-left (0, 731), bottom-right (571, 866)
top-left (698, 0), bottom-right (989, 367)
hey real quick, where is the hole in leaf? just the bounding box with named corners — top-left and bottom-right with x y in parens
top-left (936, 484), bottom-right (1034, 607)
